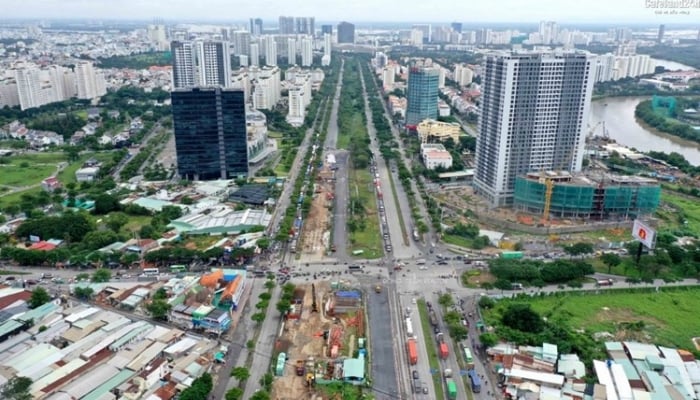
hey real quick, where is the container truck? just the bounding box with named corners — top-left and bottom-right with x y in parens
top-left (446, 379), bottom-right (457, 399)
top-left (429, 310), bottom-right (438, 327)
top-left (500, 251), bottom-right (524, 259)
top-left (405, 317), bottom-right (414, 337)
top-left (437, 333), bottom-right (448, 359)
top-left (406, 338), bottom-right (418, 365)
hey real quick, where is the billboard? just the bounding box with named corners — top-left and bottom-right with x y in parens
top-left (632, 219), bottom-right (656, 249)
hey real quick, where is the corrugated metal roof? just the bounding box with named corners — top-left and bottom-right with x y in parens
top-left (3, 343), bottom-right (60, 373)
top-left (81, 369), bottom-right (134, 400)
top-left (65, 307), bottom-right (99, 323)
top-left (343, 358), bottom-right (364, 378)
top-left (126, 341), bottom-right (168, 371)
top-left (31, 358), bottom-right (87, 396)
top-left (109, 323), bottom-right (153, 351)
top-left (163, 337), bottom-right (197, 356)
top-left (62, 363), bottom-right (119, 399)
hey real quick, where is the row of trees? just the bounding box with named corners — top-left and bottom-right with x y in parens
top-left (636, 99), bottom-right (700, 145)
top-left (489, 258), bottom-right (595, 286)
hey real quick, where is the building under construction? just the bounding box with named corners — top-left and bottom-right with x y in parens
top-left (513, 171), bottom-right (661, 220)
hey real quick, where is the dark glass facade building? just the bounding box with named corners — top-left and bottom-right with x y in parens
top-left (405, 62), bottom-right (440, 127)
top-left (172, 87), bottom-right (248, 180)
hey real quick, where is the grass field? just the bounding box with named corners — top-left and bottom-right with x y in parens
top-left (659, 192), bottom-right (700, 236)
top-left (0, 187), bottom-right (42, 209)
top-left (0, 163), bottom-right (57, 187)
top-left (348, 168), bottom-right (383, 259)
top-left (337, 113), bottom-right (363, 150)
top-left (417, 299), bottom-right (446, 400)
top-left (57, 152), bottom-right (113, 184)
top-left (485, 287), bottom-right (700, 350)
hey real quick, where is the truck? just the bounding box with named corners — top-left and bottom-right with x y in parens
top-left (437, 333), bottom-right (448, 359)
top-left (406, 338), bottom-right (418, 365)
top-left (500, 251), bottom-right (524, 260)
top-left (429, 310), bottom-right (438, 328)
top-left (295, 360), bottom-right (305, 376)
top-left (405, 317), bottom-right (414, 337)
top-left (468, 369), bottom-right (482, 393)
top-left (597, 278), bottom-right (614, 286)
top-left (446, 379), bottom-right (458, 399)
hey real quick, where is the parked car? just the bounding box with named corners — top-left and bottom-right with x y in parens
top-left (412, 370), bottom-right (419, 380)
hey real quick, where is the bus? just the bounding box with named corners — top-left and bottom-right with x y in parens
top-left (348, 265), bottom-right (363, 272)
top-left (170, 265), bottom-right (187, 273)
top-left (142, 268), bottom-right (159, 276)
top-left (468, 369), bottom-right (481, 393)
top-left (463, 347), bottom-right (473, 365)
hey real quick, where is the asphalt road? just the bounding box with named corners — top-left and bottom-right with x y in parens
top-left (365, 280), bottom-right (402, 399)
top-left (332, 151), bottom-right (350, 261)
top-left (111, 121), bottom-right (162, 181)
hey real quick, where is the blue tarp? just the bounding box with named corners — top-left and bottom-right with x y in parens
top-left (336, 291), bottom-right (361, 298)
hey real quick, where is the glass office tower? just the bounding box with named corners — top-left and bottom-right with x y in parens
top-left (172, 87), bottom-right (248, 180)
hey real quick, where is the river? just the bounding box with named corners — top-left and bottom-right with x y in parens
top-left (652, 58), bottom-right (696, 71)
top-left (589, 97), bottom-right (700, 165)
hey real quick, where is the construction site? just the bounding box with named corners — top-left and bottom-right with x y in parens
top-left (299, 155), bottom-right (337, 262)
top-left (270, 281), bottom-right (368, 400)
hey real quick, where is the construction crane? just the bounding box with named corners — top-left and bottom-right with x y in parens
top-left (542, 137), bottom-right (580, 225)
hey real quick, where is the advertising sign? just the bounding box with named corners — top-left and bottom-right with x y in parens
top-left (632, 219), bottom-right (656, 249)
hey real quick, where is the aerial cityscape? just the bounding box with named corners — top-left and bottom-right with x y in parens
top-left (1, 1), bottom-right (700, 399)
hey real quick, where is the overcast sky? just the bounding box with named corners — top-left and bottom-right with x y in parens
top-left (2, 0), bottom-right (695, 23)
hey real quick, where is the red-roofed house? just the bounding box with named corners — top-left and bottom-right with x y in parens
top-left (29, 241), bottom-right (57, 251)
top-left (41, 177), bottom-right (62, 192)
top-left (0, 290), bottom-right (32, 310)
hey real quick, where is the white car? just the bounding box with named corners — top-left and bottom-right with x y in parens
top-left (419, 266), bottom-right (428, 270)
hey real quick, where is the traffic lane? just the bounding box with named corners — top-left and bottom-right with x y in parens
top-left (366, 284), bottom-right (400, 399)
top-left (403, 294), bottom-right (436, 399)
top-left (332, 151), bottom-right (350, 261)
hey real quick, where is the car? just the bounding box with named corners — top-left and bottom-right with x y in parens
top-left (412, 370), bottom-right (419, 380)
top-left (433, 327), bottom-right (440, 334)
top-left (25, 279), bottom-right (38, 285)
top-left (437, 261), bottom-right (448, 265)
top-left (423, 386), bottom-right (428, 394)
top-left (419, 266), bottom-right (428, 270)
top-left (4, 276), bottom-right (15, 281)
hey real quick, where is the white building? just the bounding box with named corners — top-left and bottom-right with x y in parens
top-left (323, 33), bottom-right (332, 57)
top-left (232, 30), bottom-right (251, 56)
top-left (411, 29), bottom-right (424, 47)
top-left (250, 43), bottom-right (260, 67)
top-left (421, 143), bottom-right (453, 170)
top-left (286, 73), bottom-right (312, 127)
top-left (474, 51), bottom-right (594, 206)
top-left (287, 37), bottom-right (297, 64)
top-left (301, 37), bottom-right (313, 67)
top-left (0, 80), bottom-right (19, 108)
top-left (197, 41), bottom-right (232, 87)
top-left (171, 41), bottom-right (198, 89)
top-left (381, 67), bottom-right (395, 90)
top-left (74, 61), bottom-right (106, 100)
top-left (438, 67), bottom-right (446, 89)
top-left (264, 35), bottom-right (277, 67)
top-left (147, 24), bottom-right (168, 51)
top-left (454, 64), bottom-right (474, 86)
top-left (251, 67), bottom-right (281, 110)
top-left (75, 167), bottom-right (100, 182)
top-left (14, 65), bottom-right (74, 111)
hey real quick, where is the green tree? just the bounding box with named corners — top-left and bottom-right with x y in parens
top-left (82, 230), bottom-right (119, 251)
top-left (29, 287), bottom-right (51, 309)
top-left (146, 299), bottom-right (171, 320)
top-left (257, 238), bottom-right (271, 251)
top-left (480, 332), bottom-right (499, 348)
top-left (251, 312), bottom-right (266, 324)
top-left (0, 376), bottom-right (33, 400)
top-left (230, 366), bottom-right (250, 381)
top-left (259, 292), bottom-right (272, 301)
top-left (74, 286), bottom-right (94, 300)
top-left (264, 280), bottom-right (276, 290)
top-left (564, 242), bottom-right (595, 258)
top-left (600, 252), bottom-right (622, 274)
top-left (91, 268), bottom-right (111, 283)
top-left (437, 292), bottom-right (454, 308)
top-left (478, 296), bottom-right (495, 309)
top-left (93, 193), bottom-right (121, 215)
top-left (226, 388), bottom-right (244, 400)
top-left (502, 303), bottom-right (544, 333)
top-left (250, 391), bottom-right (271, 400)
top-left (106, 212), bottom-right (129, 232)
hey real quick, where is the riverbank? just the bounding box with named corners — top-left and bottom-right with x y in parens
top-left (590, 97), bottom-right (700, 165)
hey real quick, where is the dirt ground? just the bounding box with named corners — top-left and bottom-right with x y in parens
top-left (271, 282), bottom-right (365, 400)
top-left (300, 167), bottom-right (335, 262)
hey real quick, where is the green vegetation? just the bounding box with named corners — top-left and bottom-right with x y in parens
top-left (443, 223), bottom-right (490, 249)
top-left (0, 376), bottom-right (33, 400)
top-left (638, 44), bottom-right (700, 70)
top-left (416, 299), bottom-right (445, 400)
top-left (0, 161), bottom-right (56, 187)
top-left (96, 51), bottom-right (172, 69)
top-left (488, 258), bottom-right (594, 288)
top-left (636, 98), bottom-right (700, 147)
top-left (316, 382), bottom-right (374, 400)
top-left (485, 287), bottom-right (700, 358)
top-left (659, 191), bottom-right (700, 236)
top-left (29, 287), bottom-right (51, 309)
top-left (177, 372), bottom-right (213, 400)
top-left (347, 169), bottom-right (383, 259)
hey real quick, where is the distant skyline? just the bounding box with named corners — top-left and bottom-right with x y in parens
top-left (2, 0), bottom-right (699, 24)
